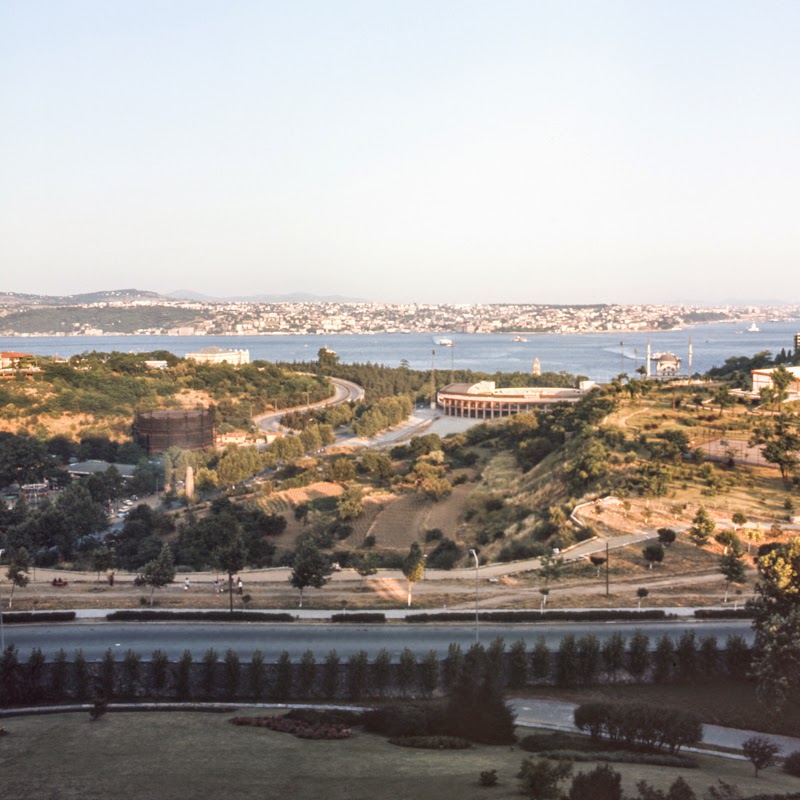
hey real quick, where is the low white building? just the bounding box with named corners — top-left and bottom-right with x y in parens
top-left (186, 346), bottom-right (250, 366)
top-left (751, 366), bottom-right (800, 396)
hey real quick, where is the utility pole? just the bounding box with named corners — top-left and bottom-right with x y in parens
top-left (605, 541), bottom-right (610, 598)
top-left (450, 343), bottom-right (455, 385)
top-left (469, 548), bottom-right (479, 643)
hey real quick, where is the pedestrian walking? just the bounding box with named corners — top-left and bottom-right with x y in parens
top-left (184, 577), bottom-right (190, 591)
top-left (237, 577), bottom-right (243, 595)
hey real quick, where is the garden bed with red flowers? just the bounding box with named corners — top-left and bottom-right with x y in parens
top-left (229, 714), bottom-right (352, 740)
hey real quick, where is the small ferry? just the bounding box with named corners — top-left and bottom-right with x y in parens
top-left (747, 322), bottom-right (760, 333)
top-left (511, 335), bottom-right (528, 342)
top-left (434, 338), bottom-right (455, 347)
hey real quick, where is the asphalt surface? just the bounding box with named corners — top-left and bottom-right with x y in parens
top-left (3, 619), bottom-right (753, 661)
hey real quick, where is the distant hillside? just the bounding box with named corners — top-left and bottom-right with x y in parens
top-left (0, 289), bottom-right (164, 307)
top-left (0, 305), bottom-right (204, 334)
top-left (167, 290), bottom-right (366, 303)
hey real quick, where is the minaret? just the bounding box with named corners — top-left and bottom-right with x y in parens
top-left (532, 358), bottom-right (541, 376)
top-left (646, 338), bottom-right (651, 378)
top-left (185, 464), bottom-right (194, 501)
top-left (688, 337), bottom-right (693, 378)
top-left (430, 349), bottom-right (436, 409)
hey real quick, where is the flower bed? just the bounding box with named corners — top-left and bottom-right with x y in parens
top-left (229, 715), bottom-right (352, 740)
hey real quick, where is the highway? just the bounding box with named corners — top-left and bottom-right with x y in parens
top-left (4, 619), bottom-right (752, 661)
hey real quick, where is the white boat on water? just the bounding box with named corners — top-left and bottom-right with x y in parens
top-left (434, 338), bottom-right (454, 347)
top-left (511, 335), bottom-right (528, 342)
top-left (747, 322), bottom-right (760, 332)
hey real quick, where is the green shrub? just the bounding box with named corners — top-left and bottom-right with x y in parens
top-left (568, 764), bottom-right (623, 800)
top-left (784, 750), bottom-right (800, 777)
top-left (150, 649), bottom-right (169, 697)
top-left (330, 612), bottom-right (386, 623)
top-left (479, 769), bottom-right (498, 787)
top-left (2, 611), bottom-right (75, 624)
top-left (275, 651), bottom-right (292, 701)
top-left (539, 750), bottom-right (697, 768)
top-left (285, 708), bottom-right (363, 727)
top-left (347, 650), bottom-right (369, 700)
top-left (250, 650), bottom-right (266, 700)
top-left (520, 732), bottom-right (577, 752)
top-left (106, 610), bottom-right (294, 622)
top-left (388, 735), bottom-right (472, 749)
top-left (73, 649), bottom-right (89, 701)
top-left (201, 648), bottom-right (218, 699)
top-left (175, 650), bottom-right (192, 700)
top-left (363, 702), bottom-right (447, 738)
top-left (224, 649), bottom-right (241, 700)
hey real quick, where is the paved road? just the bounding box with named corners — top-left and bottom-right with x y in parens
top-left (4, 620), bottom-right (753, 661)
top-left (254, 376), bottom-right (364, 434)
top-left (511, 697), bottom-right (800, 755)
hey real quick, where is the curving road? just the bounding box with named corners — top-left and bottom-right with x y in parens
top-left (4, 620), bottom-right (752, 661)
top-left (254, 376), bottom-right (364, 434)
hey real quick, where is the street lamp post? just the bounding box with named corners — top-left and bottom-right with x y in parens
top-left (0, 549), bottom-right (5, 652)
top-left (469, 548), bottom-right (479, 643)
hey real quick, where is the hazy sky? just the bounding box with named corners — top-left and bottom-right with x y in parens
top-left (1, 1), bottom-right (798, 304)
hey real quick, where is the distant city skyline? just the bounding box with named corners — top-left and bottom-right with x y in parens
top-left (2, 1), bottom-right (798, 305)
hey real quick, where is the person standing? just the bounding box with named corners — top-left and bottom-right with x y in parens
top-left (237, 577), bottom-right (243, 595)
top-left (184, 577), bottom-right (190, 591)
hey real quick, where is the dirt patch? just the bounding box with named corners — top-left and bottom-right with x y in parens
top-left (367, 493), bottom-right (434, 549)
top-left (419, 482), bottom-right (471, 540)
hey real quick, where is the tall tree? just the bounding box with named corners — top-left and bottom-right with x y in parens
top-left (289, 538), bottom-right (332, 608)
top-left (402, 541), bottom-right (425, 607)
top-left (213, 534), bottom-right (248, 612)
top-left (751, 537), bottom-right (800, 710)
top-left (719, 552), bottom-right (747, 603)
top-left (689, 507), bottom-right (715, 547)
top-left (142, 544), bottom-right (176, 606)
top-left (6, 547), bottom-right (30, 608)
top-left (90, 547), bottom-right (115, 584)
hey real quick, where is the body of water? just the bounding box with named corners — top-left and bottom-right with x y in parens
top-left (1, 320), bottom-right (797, 382)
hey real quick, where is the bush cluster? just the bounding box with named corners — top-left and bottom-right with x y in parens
top-left (229, 714), bottom-right (351, 739)
top-left (388, 735), bottom-right (471, 749)
top-left (573, 702), bottom-right (702, 753)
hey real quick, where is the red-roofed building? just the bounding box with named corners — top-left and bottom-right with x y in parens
top-left (0, 351), bottom-right (34, 370)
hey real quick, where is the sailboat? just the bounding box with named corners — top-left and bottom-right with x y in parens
top-left (747, 322), bottom-right (760, 333)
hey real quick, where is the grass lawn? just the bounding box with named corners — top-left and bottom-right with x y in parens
top-left (1, 711), bottom-right (799, 800)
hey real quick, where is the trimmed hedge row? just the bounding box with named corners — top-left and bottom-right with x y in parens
top-left (406, 610), bottom-right (670, 623)
top-left (106, 610), bottom-right (294, 622)
top-left (694, 608), bottom-right (754, 619)
top-left (330, 613), bottom-right (386, 623)
top-left (2, 612), bottom-right (76, 624)
top-left (536, 749), bottom-right (697, 768)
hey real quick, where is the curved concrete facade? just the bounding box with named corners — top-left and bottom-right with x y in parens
top-left (437, 381), bottom-right (585, 419)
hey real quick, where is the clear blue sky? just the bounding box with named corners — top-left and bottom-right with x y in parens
top-left (1, 1), bottom-right (798, 304)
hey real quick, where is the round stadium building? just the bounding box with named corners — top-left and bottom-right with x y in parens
top-left (437, 381), bottom-right (589, 419)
